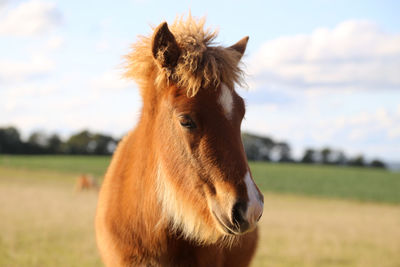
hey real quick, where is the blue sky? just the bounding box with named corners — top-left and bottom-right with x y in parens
top-left (1, 0), bottom-right (400, 161)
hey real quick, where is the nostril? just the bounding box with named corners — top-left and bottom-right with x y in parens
top-left (232, 201), bottom-right (247, 227)
top-left (256, 210), bottom-right (263, 222)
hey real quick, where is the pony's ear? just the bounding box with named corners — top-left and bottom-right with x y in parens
top-left (229, 36), bottom-right (249, 60)
top-left (152, 22), bottom-right (180, 70)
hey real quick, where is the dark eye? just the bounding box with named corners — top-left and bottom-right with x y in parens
top-left (179, 115), bottom-right (196, 129)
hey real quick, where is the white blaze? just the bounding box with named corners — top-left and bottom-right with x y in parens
top-left (218, 83), bottom-right (233, 120)
top-left (244, 171), bottom-right (263, 224)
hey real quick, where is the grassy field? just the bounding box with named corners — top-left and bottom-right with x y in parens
top-left (0, 155), bottom-right (110, 177)
top-left (1, 155), bottom-right (399, 203)
top-left (251, 162), bottom-right (400, 204)
top-left (253, 194), bottom-right (400, 267)
top-left (0, 155), bottom-right (399, 266)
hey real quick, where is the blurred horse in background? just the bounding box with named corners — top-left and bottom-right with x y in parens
top-left (96, 15), bottom-right (264, 267)
top-left (75, 174), bottom-right (98, 191)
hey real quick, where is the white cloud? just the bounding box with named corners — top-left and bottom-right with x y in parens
top-left (0, 0), bottom-right (7, 8)
top-left (249, 20), bottom-right (400, 91)
top-left (242, 99), bottom-right (400, 161)
top-left (0, 55), bottom-right (54, 83)
top-left (0, 0), bottom-right (61, 36)
top-left (0, 65), bottom-right (142, 138)
top-left (90, 69), bottom-right (135, 92)
top-left (4, 81), bottom-right (56, 98)
top-left (95, 40), bottom-right (110, 52)
top-left (0, 0), bottom-right (8, 12)
top-left (1, 84), bottom-right (141, 138)
top-left (45, 35), bottom-right (64, 50)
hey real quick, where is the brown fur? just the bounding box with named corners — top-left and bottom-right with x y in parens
top-left (96, 15), bottom-right (262, 267)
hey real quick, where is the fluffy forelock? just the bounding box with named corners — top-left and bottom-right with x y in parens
top-left (124, 15), bottom-right (245, 97)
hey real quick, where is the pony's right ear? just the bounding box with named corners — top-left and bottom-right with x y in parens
top-left (152, 22), bottom-right (180, 70)
top-left (229, 36), bottom-right (249, 61)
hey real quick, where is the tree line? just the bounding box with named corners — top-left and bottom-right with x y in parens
top-left (242, 132), bottom-right (386, 168)
top-left (0, 126), bottom-right (386, 168)
top-left (0, 127), bottom-right (118, 155)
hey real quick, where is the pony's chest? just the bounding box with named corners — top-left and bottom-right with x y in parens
top-left (153, 238), bottom-right (225, 267)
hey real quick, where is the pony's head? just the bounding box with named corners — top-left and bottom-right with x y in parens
top-left (126, 16), bottom-right (263, 245)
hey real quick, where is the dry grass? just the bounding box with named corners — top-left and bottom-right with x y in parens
top-left (0, 168), bottom-right (101, 267)
top-left (253, 194), bottom-right (400, 267)
top-left (0, 167), bottom-right (399, 266)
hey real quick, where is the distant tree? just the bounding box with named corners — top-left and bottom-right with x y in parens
top-left (301, 149), bottom-right (315, 163)
top-left (348, 155), bottom-right (365, 167)
top-left (26, 131), bottom-right (49, 154)
top-left (241, 132), bottom-right (294, 163)
top-left (370, 159), bottom-right (386, 169)
top-left (333, 150), bottom-right (347, 165)
top-left (259, 136), bottom-right (275, 160)
top-left (91, 134), bottom-right (117, 155)
top-left (47, 134), bottom-right (63, 154)
top-left (64, 130), bottom-right (116, 155)
top-left (65, 130), bottom-right (92, 154)
top-left (0, 127), bottom-right (23, 153)
top-left (242, 133), bottom-right (275, 161)
top-left (275, 142), bottom-right (292, 162)
top-left (321, 147), bottom-right (332, 164)
top-left (242, 133), bottom-right (260, 161)
top-left (28, 131), bottom-right (48, 147)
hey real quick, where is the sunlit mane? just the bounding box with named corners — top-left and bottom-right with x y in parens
top-left (124, 15), bottom-right (245, 97)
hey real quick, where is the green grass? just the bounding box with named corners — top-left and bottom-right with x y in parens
top-left (0, 155), bottom-right (399, 203)
top-left (251, 162), bottom-right (400, 204)
top-left (0, 155), bottom-right (110, 177)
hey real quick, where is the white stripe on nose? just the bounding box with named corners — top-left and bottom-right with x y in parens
top-left (244, 171), bottom-right (263, 225)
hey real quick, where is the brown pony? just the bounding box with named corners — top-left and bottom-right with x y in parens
top-left (95, 15), bottom-right (264, 267)
top-left (75, 174), bottom-right (98, 191)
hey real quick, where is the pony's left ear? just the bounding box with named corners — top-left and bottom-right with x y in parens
top-left (152, 22), bottom-right (180, 70)
top-left (229, 36), bottom-right (249, 60)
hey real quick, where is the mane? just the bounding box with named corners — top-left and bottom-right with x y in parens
top-left (125, 15), bottom-right (245, 97)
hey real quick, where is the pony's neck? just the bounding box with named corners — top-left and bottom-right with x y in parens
top-left (113, 89), bottom-right (168, 244)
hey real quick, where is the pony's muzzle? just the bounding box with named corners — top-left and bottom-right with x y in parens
top-left (211, 196), bottom-right (263, 235)
top-left (231, 201), bottom-right (250, 233)
top-left (209, 171), bottom-right (264, 235)
top-left (231, 196), bottom-right (263, 234)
